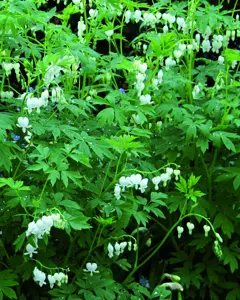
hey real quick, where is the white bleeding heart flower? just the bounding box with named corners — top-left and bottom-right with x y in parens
top-left (33, 267), bottom-right (47, 287)
top-left (187, 222), bottom-right (195, 235)
top-left (129, 174), bottom-right (142, 189)
top-left (173, 170), bottom-right (180, 180)
top-left (177, 226), bottom-right (184, 238)
top-left (203, 225), bottom-right (211, 237)
top-left (139, 178), bottom-right (148, 193)
top-left (160, 173), bottom-right (170, 187)
top-left (84, 262), bottom-right (99, 276)
top-left (17, 117), bottom-right (31, 133)
top-left (119, 241), bottom-right (128, 253)
top-left (24, 244), bottom-right (38, 258)
top-left (107, 243), bottom-right (114, 258)
top-left (166, 167), bottom-right (174, 176)
top-left (140, 94), bottom-right (153, 105)
top-left (152, 176), bottom-right (161, 190)
top-left (114, 242), bottom-right (121, 256)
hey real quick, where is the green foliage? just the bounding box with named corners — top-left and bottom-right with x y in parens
top-left (0, 270), bottom-right (18, 300)
top-left (0, 0), bottom-right (240, 299)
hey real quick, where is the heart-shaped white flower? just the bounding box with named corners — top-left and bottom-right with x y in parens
top-left (187, 222), bottom-right (195, 235)
top-left (84, 262), bottom-right (99, 276)
top-left (17, 117), bottom-right (31, 133)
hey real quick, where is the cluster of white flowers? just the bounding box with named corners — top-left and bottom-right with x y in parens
top-left (0, 90), bottom-right (14, 99)
top-left (176, 17), bottom-right (187, 31)
top-left (44, 55), bottom-right (76, 86)
top-left (133, 60), bottom-right (148, 74)
top-left (124, 10), bottom-right (181, 28)
top-left (18, 89), bottom-right (49, 115)
top-left (114, 174), bottom-right (149, 200)
top-left (162, 13), bottom-right (176, 28)
top-left (142, 12), bottom-right (158, 27)
top-left (48, 272), bottom-right (68, 288)
top-left (133, 60), bottom-right (148, 96)
top-left (107, 241), bottom-right (136, 258)
top-left (33, 267), bottom-right (68, 288)
top-left (2, 62), bottom-right (20, 81)
top-left (24, 213), bottom-right (64, 258)
top-left (52, 86), bottom-right (66, 103)
top-left (211, 35), bottom-right (224, 53)
top-left (152, 168), bottom-right (180, 190)
top-left (177, 222), bottom-right (195, 238)
top-left (177, 223), bottom-right (221, 241)
top-left (114, 168), bottom-right (180, 200)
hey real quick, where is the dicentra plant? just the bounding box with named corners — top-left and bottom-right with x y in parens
top-left (0, 0), bottom-right (240, 299)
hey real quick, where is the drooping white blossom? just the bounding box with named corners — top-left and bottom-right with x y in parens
top-left (140, 94), bottom-right (153, 105)
top-left (173, 170), bottom-right (180, 180)
top-left (107, 243), bottom-right (114, 258)
top-left (105, 30), bottom-right (114, 40)
top-left (160, 173), bottom-right (170, 187)
top-left (202, 39), bottom-right (211, 52)
top-left (139, 178), bottom-right (148, 193)
top-left (119, 241), bottom-right (128, 253)
top-left (187, 222), bottom-right (195, 235)
top-left (152, 176), bottom-right (161, 190)
top-left (114, 184), bottom-right (121, 200)
top-left (177, 226), bottom-right (184, 239)
top-left (125, 10), bottom-right (131, 23)
top-left (203, 225), bottom-right (211, 237)
top-left (134, 10), bottom-right (142, 23)
top-left (16, 117), bottom-right (31, 133)
top-left (218, 55), bottom-right (224, 65)
top-left (84, 263), bottom-right (99, 276)
top-left (33, 267), bottom-right (47, 287)
top-left (24, 244), bottom-right (38, 258)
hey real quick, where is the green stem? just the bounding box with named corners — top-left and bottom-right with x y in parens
top-left (64, 232), bottom-right (81, 267)
top-left (134, 225), bottom-right (139, 268)
top-left (123, 213), bottom-right (214, 285)
top-left (208, 149), bottom-right (218, 202)
top-left (79, 223), bottom-right (101, 270)
top-left (39, 178), bottom-right (49, 202)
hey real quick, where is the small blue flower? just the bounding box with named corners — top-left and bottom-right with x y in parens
top-left (139, 276), bottom-right (150, 289)
top-left (119, 88), bottom-right (126, 94)
top-left (28, 87), bottom-right (34, 92)
top-left (11, 133), bottom-right (21, 141)
top-left (16, 107), bottom-right (21, 112)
